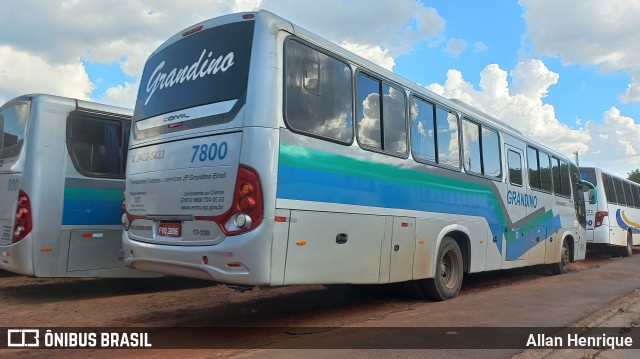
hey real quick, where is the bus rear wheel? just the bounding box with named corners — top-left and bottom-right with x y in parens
top-left (550, 238), bottom-right (570, 275)
top-left (620, 232), bottom-right (633, 257)
top-left (419, 237), bottom-right (463, 301)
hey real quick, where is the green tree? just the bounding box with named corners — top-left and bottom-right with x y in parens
top-left (628, 169), bottom-right (640, 184)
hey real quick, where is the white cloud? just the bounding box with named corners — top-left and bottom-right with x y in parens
top-left (102, 81), bottom-right (139, 109)
top-left (510, 60), bottom-right (558, 99)
top-left (521, 0), bottom-right (640, 103)
top-left (473, 42), bottom-right (488, 53)
top-left (445, 38), bottom-right (468, 57)
top-left (0, 0), bottom-right (248, 106)
top-left (0, 45), bottom-right (93, 101)
top-left (583, 108), bottom-right (640, 176)
top-left (0, 0), bottom-right (445, 107)
top-left (427, 59), bottom-right (640, 176)
top-left (259, 0), bottom-right (444, 59)
top-left (619, 80), bottom-right (640, 104)
top-left (256, 0), bottom-right (445, 70)
top-left (340, 42), bottom-right (395, 71)
top-left (427, 60), bottom-right (590, 157)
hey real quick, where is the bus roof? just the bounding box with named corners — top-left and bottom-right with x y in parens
top-left (1, 94), bottom-right (131, 118)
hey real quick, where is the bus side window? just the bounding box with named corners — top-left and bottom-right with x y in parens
top-left (623, 181), bottom-right (634, 207)
top-left (67, 113), bottom-right (128, 178)
top-left (436, 108), bottom-right (460, 168)
top-left (507, 150), bottom-right (523, 186)
top-left (410, 96), bottom-right (436, 163)
top-left (527, 146), bottom-right (541, 190)
top-left (481, 126), bottom-right (501, 178)
top-left (356, 73), bottom-right (407, 157)
top-left (560, 160), bottom-right (571, 197)
top-left (462, 119), bottom-right (481, 174)
top-left (605, 174), bottom-right (618, 204)
top-left (551, 157), bottom-right (562, 195)
top-left (538, 151), bottom-right (553, 192)
top-left (284, 39), bottom-right (354, 144)
top-left (356, 74), bottom-right (382, 149)
top-left (614, 177), bottom-right (626, 206)
top-left (633, 183), bottom-right (640, 208)
top-left (461, 118), bottom-right (501, 179)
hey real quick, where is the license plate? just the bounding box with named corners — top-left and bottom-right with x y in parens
top-left (158, 222), bottom-right (181, 237)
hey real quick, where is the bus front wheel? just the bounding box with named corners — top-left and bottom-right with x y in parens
top-left (420, 237), bottom-right (463, 301)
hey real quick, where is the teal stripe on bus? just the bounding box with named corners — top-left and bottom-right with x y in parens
top-left (277, 143), bottom-right (562, 258)
top-left (62, 187), bottom-right (123, 225)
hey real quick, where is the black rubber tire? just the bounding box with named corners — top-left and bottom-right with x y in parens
top-left (550, 238), bottom-right (570, 275)
top-left (421, 237), bottom-right (463, 301)
top-left (620, 232), bottom-right (633, 257)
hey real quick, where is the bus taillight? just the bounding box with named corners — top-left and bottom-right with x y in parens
top-left (594, 211), bottom-right (608, 228)
top-left (222, 165), bottom-right (263, 235)
top-left (122, 191), bottom-right (131, 230)
top-left (122, 191), bottom-right (126, 213)
top-left (13, 190), bottom-right (33, 243)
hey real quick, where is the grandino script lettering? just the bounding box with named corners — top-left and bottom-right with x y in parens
top-left (145, 49), bottom-right (235, 105)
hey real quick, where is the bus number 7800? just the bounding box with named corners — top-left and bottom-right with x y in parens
top-left (191, 141), bottom-right (228, 163)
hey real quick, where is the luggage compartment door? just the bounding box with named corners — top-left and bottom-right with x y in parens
top-left (67, 230), bottom-right (125, 271)
top-left (284, 211), bottom-right (385, 285)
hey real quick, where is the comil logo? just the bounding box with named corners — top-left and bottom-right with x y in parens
top-left (163, 113), bottom-right (190, 122)
top-left (7, 329), bottom-right (39, 347)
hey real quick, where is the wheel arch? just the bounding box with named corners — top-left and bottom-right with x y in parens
top-left (562, 232), bottom-right (575, 263)
top-left (433, 225), bottom-right (471, 275)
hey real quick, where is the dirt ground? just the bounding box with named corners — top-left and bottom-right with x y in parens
top-left (0, 248), bottom-right (633, 358)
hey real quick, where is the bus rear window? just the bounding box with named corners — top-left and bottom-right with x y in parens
top-left (579, 169), bottom-right (597, 187)
top-left (133, 20), bottom-right (254, 137)
top-left (0, 101), bottom-right (29, 162)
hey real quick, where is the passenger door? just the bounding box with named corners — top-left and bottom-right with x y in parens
top-left (505, 145), bottom-right (529, 262)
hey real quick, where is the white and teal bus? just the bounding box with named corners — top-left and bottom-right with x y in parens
top-left (580, 167), bottom-right (639, 256)
top-left (0, 94), bottom-right (154, 277)
top-left (122, 10), bottom-right (587, 300)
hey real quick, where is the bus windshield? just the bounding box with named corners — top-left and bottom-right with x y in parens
top-left (133, 20), bottom-right (254, 136)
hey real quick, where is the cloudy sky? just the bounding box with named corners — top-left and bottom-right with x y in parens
top-left (1, 0), bottom-right (639, 176)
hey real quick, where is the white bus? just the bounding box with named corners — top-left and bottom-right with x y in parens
top-left (122, 10), bottom-right (587, 300)
top-left (580, 166), bottom-right (639, 256)
top-left (0, 94), bottom-right (154, 277)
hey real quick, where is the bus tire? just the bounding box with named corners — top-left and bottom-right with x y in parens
top-left (421, 237), bottom-right (463, 301)
top-left (621, 232), bottom-right (633, 257)
top-left (551, 238), bottom-right (570, 275)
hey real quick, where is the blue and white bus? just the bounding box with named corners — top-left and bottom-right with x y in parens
top-left (580, 166), bottom-right (639, 256)
top-left (122, 10), bottom-right (587, 300)
top-left (0, 94), bottom-right (154, 277)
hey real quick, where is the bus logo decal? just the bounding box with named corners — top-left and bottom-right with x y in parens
top-left (617, 209), bottom-right (640, 233)
top-left (163, 113), bottom-right (190, 122)
top-left (145, 49), bottom-right (235, 106)
top-left (507, 190), bottom-right (538, 208)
